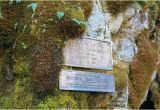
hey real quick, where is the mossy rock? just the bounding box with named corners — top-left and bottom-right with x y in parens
top-left (36, 91), bottom-right (78, 109)
top-left (0, 1), bottom-right (93, 100)
top-left (20, 1), bottom-right (92, 45)
top-left (13, 56), bottom-right (31, 76)
top-left (0, 95), bottom-right (12, 109)
top-left (113, 65), bottom-right (128, 90)
top-left (11, 78), bottom-right (33, 109)
top-left (0, 54), bottom-right (4, 78)
top-left (105, 1), bottom-right (133, 15)
top-left (148, 1), bottom-right (159, 19)
top-left (128, 29), bottom-right (158, 109)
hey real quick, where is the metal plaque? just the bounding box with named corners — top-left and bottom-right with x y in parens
top-left (63, 38), bottom-right (113, 70)
top-left (59, 70), bottom-right (115, 92)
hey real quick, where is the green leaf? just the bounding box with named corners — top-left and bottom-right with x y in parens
top-left (27, 3), bottom-right (37, 13)
top-left (56, 11), bottom-right (65, 20)
top-left (9, 0), bottom-right (14, 5)
top-left (72, 18), bottom-right (87, 26)
top-left (0, 4), bottom-right (3, 19)
top-left (134, 1), bottom-right (142, 11)
top-left (27, 3), bottom-right (37, 18)
top-left (16, 0), bottom-right (22, 3)
top-left (21, 43), bottom-right (28, 49)
top-left (143, 0), bottom-right (148, 3)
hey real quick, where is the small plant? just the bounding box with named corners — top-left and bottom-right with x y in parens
top-left (105, 1), bottom-right (133, 15)
top-left (56, 11), bottom-right (65, 20)
top-left (27, 3), bottom-right (37, 18)
top-left (0, 3), bottom-right (3, 19)
top-left (148, 1), bottom-right (159, 19)
top-left (21, 42), bottom-right (28, 49)
top-left (134, 0), bottom-right (148, 11)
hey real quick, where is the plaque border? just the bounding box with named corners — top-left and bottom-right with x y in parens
top-left (63, 37), bottom-right (113, 70)
top-left (59, 69), bottom-right (115, 92)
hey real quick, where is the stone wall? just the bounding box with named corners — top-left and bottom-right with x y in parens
top-left (0, 0), bottom-right (160, 109)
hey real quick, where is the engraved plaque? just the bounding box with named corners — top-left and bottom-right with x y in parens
top-left (59, 70), bottom-right (115, 92)
top-left (63, 38), bottom-right (113, 70)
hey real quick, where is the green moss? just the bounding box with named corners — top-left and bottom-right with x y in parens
top-left (74, 60), bottom-right (128, 91)
top-left (0, 96), bottom-right (12, 109)
top-left (36, 91), bottom-right (78, 109)
top-left (0, 1), bottom-right (93, 109)
top-left (128, 30), bottom-right (158, 109)
top-left (113, 65), bottom-right (128, 90)
top-left (16, 2), bottom-right (90, 97)
top-left (148, 1), bottom-right (159, 19)
top-left (11, 78), bottom-right (33, 109)
top-left (89, 93), bottom-right (111, 109)
top-left (13, 57), bottom-right (30, 76)
top-left (65, 1), bottom-right (93, 19)
top-left (83, 61), bottom-right (129, 90)
top-left (0, 80), bottom-right (14, 109)
top-left (0, 1), bottom-right (26, 49)
top-left (135, 0), bottom-right (148, 10)
top-left (22, 1), bottom-right (88, 44)
top-left (157, 4), bottom-right (160, 18)
top-left (105, 1), bottom-right (133, 15)
top-left (158, 64), bottom-right (160, 79)
top-left (71, 92), bottom-right (89, 109)
top-left (53, 4), bottom-right (87, 38)
top-left (150, 65), bottom-right (160, 109)
top-left (19, 1), bottom-right (92, 98)
top-left (35, 85), bottom-right (89, 109)
top-left (0, 55), bottom-right (4, 78)
top-left (63, 64), bottom-right (128, 109)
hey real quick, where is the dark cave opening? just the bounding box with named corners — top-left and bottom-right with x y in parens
top-left (139, 90), bottom-right (155, 109)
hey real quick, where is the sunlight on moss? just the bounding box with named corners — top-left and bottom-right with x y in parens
top-left (36, 91), bottom-right (78, 109)
top-left (0, 96), bottom-right (12, 109)
top-left (11, 78), bottom-right (33, 109)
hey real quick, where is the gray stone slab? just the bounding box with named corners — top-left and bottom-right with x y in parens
top-left (63, 38), bottom-right (113, 70)
top-left (59, 70), bottom-right (115, 92)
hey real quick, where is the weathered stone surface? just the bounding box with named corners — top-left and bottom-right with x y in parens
top-left (108, 13), bottom-right (124, 33)
top-left (123, 6), bottom-right (135, 19)
top-left (84, 0), bottom-right (111, 40)
top-left (116, 38), bottom-right (138, 62)
top-left (110, 89), bottom-right (128, 108)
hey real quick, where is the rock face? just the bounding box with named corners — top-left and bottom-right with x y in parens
top-left (86, 0), bottom-right (160, 109)
top-left (0, 0), bottom-right (160, 109)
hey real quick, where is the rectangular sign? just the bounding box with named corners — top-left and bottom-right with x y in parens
top-left (63, 38), bottom-right (113, 70)
top-left (59, 70), bottom-right (115, 92)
